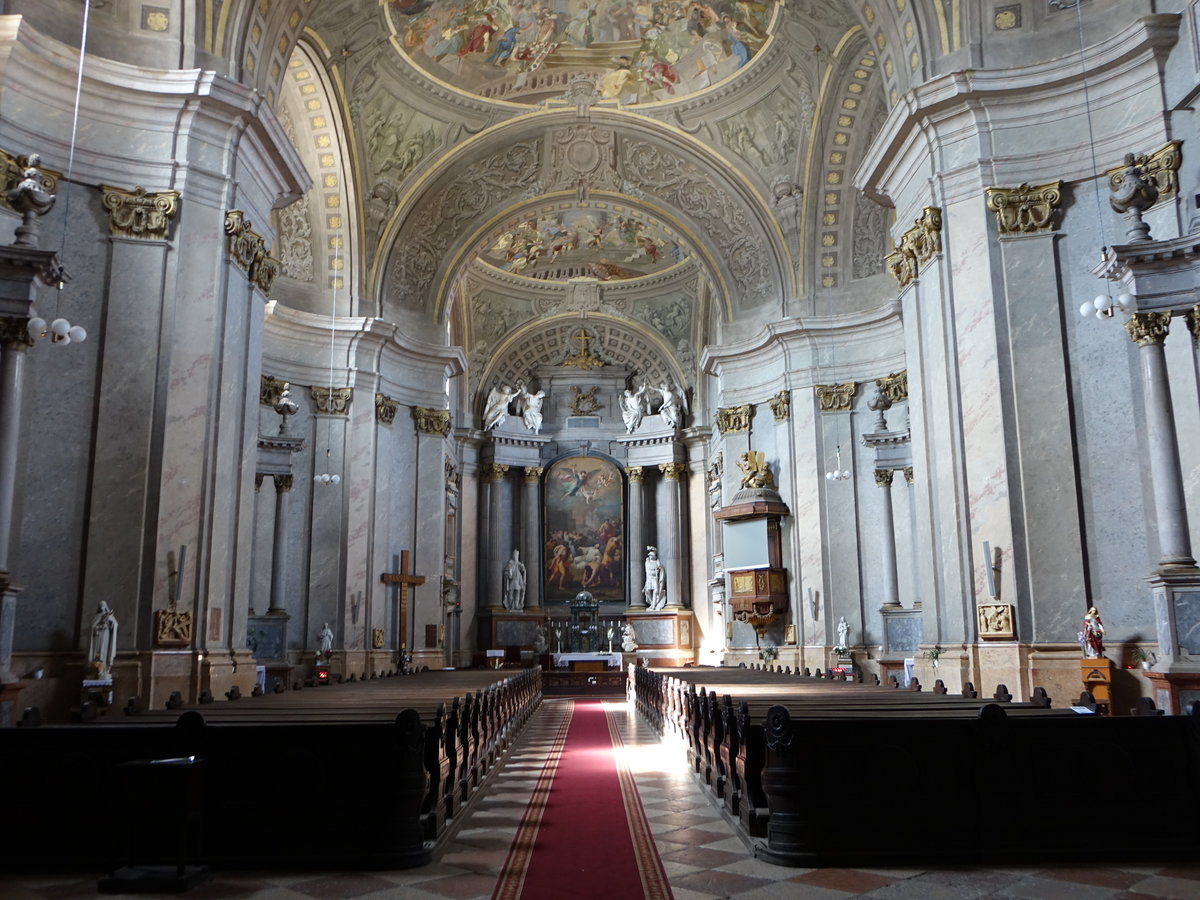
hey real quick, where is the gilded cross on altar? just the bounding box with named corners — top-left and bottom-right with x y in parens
top-left (381, 550), bottom-right (425, 650)
top-left (560, 326), bottom-right (605, 369)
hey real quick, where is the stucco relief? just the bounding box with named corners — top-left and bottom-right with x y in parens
top-left (718, 83), bottom-right (811, 177)
top-left (621, 139), bottom-right (771, 302)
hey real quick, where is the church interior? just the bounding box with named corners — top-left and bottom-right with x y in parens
top-left (2, 0), bottom-right (1200, 892)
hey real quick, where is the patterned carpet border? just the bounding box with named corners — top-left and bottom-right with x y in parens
top-left (491, 702), bottom-right (575, 900)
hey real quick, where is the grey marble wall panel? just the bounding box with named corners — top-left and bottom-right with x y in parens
top-left (884, 612), bottom-right (922, 655)
top-left (634, 617), bottom-right (673, 646)
top-left (1173, 590), bottom-right (1200, 654)
top-left (495, 619), bottom-right (539, 647)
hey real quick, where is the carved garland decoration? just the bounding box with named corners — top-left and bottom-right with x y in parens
top-left (569, 386), bottom-right (602, 415)
top-left (1107, 140), bottom-right (1181, 200)
top-left (310, 385), bottom-right (353, 415)
top-left (261, 375), bottom-right (288, 406)
top-left (815, 382), bottom-right (857, 412)
top-left (715, 405), bottom-right (753, 434)
top-left (413, 405), bottom-right (451, 435)
top-left (101, 185), bottom-right (180, 239)
top-left (767, 390), bottom-right (790, 421)
top-left (876, 371), bottom-right (908, 404)
top-left (885, 206), bottom-right (942, 289)
top-left (375, 393), bottom-right (399, 425)
top-left (984, 182), bottom-right (1063, 234)
top-left (225, 209), bottom-right (281, 295)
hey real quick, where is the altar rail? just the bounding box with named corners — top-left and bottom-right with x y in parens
top-left (0, 668), bottom-right (541, 871)
top-left (631, 664), bottom-right (1200, 866)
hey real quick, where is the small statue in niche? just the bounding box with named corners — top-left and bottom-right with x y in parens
top-left (503, 549), bottom-right (527, 610)
top-left (1080, 607), bottom-right (1105, 659)
top-left (643, 546), bottom-right (667, 611)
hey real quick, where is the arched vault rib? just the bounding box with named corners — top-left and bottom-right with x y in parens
top-left (376, 107), bottom-right (793, 322)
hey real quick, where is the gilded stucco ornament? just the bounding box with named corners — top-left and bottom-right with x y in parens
top-left (1125, 312), bottom-right (1172, 347)
top-left (659, 462), bottom-right (687, 481)
top-left (376, 393), bottom-right (399, 425)
top-left (874, 468), bottom-right (895, 488)
top-left (310, 385), bottom-right (353, 415)
top-left (984, 182), bottom-right (1062, 234)
top-left (413, 406), bottom-right (451, 435)
top-left (101, 185), bottom-right (179, 239)
top-left (815, 382), bottom-right (857, 412)
top-left (0, 149), bottom-right (58, 214)
top-left (225, 209), bottom-right (282, 295)
top-left (715, 405), bottom-right (753, 434)
top-left (767, 390), bottom-right (790, 421)
top-left (624, 465), bottom-right (644, 484)
top-left (1107, 140), bottom-right (1181, 200)
top-left (260, 375), bottom-right (288, 407)
top-left (876, 371), bottom-right (908, 404)
top-left (482, 463), bottom-right (510, 482)
top-left (885, 207), bottom-right (942, 289)
top-left (736, 451), bottom-right (775, 490)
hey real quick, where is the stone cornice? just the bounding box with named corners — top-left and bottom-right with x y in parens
top-left (0, 16), bottom-right (310, 210)
top-left (855, 15), bottom-right (1180, 209)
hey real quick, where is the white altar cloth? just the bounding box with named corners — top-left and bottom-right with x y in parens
top-left (552, 651), bottom-right (622, 668)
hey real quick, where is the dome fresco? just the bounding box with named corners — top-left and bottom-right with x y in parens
top-left (384, 0), bottom-right (780, 105)
top-left (479, 208), bottom-right (689, 280)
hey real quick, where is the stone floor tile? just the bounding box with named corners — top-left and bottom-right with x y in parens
top-left (289, 873), bottom-right (404, 899)
top-left (716, 857), bottom-right (810, 881)
top-left (983, 875), bottom-right (1122, 900)
top-left (789, 868), bottom-right (900, 893)
top-left (700, 836), bottom-right (753, 854)
top-left (1122, 876), bottom-right (1200, 899)
top-left (659, 845), bottom-right (747, 869)
top-left (415, 872), bottom-right (500, 900)
top-left (732, 883), bottom-right (853, 900)
top-left (1040, 867), bottom-right (1145, 890)
top-left (670, 869), bottom-right (774, 897)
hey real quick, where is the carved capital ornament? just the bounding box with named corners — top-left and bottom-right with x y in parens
top-left (1107, 140), bottom-right (1182, 200)
top-left (1125, 312), bottom-right (1172, 347)
top-left (523, 466), bottom-right (544, 484)
top-left (413, 406), bottom-right (451, 435)
top-left (876, 371), bottom-right (908, 404)
top-left (225, 209), bottom-right (281, 295)
top-left (767, 390), bottom-right (790, 421)
top-left (715, 405), bottom-right (753, 434)
top-left (376, 393), bottom-right (399, 425)
top-left (624, 466), bottom-right (644, 484)
top-left (815, 382), bottom-right (857, 412)
top-left (886, 206), bottom-right (942, 289)
top-left (101, 185), bottom-right (179, 239)
top-left (659, 462), bottom-right (687, 481)
top-left (310, 385), bottom-right (353, 415)
top-left (874, 468), bottom-right (894, 487)
top-left (260, 375), bottom-right (288, 407)
top-left (984, 181), bottom-right (1063, 234)
top-left (482, 463), bottom-right (509, 482)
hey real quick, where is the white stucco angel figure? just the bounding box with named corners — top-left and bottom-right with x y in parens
top-left (483, 383), bottom-right (518, 431)
top-left (621, 622), bottom-right (638, 652)
top-left (620, 383), bottom-right (647, 434)
top-left (656, 382), bottom-right (686, 429)
top-left (518, 385), bottom-right (546, 434)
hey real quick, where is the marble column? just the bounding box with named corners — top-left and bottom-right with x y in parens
top-left (0, 325), bottom-right (30, 687)
top-left (626, 466), bottom-right (646, 608)
top-left (1126, 313), bottom-right (1196, 569)
top-left (875, 469), bottom-right (900, 608)
top-left (268, 475), bottom-right (293, 614)
top-left (522, 467), bottom-right (543, 610)
top-left (482, 463), bottom-right (510, 610)
top-left (658, 462), bottom-right (688, 609)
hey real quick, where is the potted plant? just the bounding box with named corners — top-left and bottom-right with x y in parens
top-left (1130, 647), bottom-right (1155, 670)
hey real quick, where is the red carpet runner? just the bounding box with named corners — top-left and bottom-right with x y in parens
top-left (492, 700), bottom-right (673, 900)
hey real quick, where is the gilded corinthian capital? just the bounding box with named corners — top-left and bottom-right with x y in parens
top-left (984, 181), bottom-right (1063, 234)
top-left (413, 405), bottom-right (450, 435)
top-left (101, 185), bottom-right (179, 239)
top-left (1125, 311), bottom-right (1172, 347)
top-left (815, 382), bottom-right (857, 412)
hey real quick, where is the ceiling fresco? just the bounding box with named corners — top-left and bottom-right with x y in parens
top-left (479, 208), bottom-right (688, 280)
top-left (384, 0), bottom-right (781, 105)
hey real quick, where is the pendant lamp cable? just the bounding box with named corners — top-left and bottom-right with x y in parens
top-left (56, 0), bottom-right (91, 302)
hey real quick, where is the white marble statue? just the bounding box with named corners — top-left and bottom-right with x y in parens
top-left (621, 622), bottom-right (638, 652)
top-left (656, 382), bottom-right (683, 429)
top-left (482, 383), bottom-right (518, 431)
top-left (519, 386), bottom-right (545, 434)
top-left (319, 621), bottom-right (334, 655)
top-left (643, 546), bottom-right (667, 610)
top-left (620, 383), bottom-right (647, 434)
top-left (88, 601), bottom-right (118, 679)
top-left (503, 549), bottom-right (527, 610)
top-left (533, 624), bottom-right (548, 655)
top-left (836, 616), bottom-right (849, 650)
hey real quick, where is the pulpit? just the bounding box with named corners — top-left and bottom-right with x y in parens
top-left (715, 473), bottom-right (791, 634)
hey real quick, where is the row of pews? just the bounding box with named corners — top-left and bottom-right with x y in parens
top-left (0, 668), bottom-right (541, 872)
top-left (632, 664), bottom-right (1200, 867)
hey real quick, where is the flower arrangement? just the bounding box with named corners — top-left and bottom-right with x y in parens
top-left (924, 645), bottom-right (943, 668)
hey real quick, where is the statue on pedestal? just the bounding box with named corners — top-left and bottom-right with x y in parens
top-left (622, 622), bottom-right (638, 652)
top-left (836, 616), bottom-right (849, 652)
top-left (620, 383), bottom-right (647, 434)
top-left (88, 601), bottom-right (118, 680)
top-left (503, 549), bottom-right (527, 610)
top-left (643, 546), bottom-right (666, 610)
top-left (518, 386), bottom-right (546, 433)
top-left (533, 624), bottom-right (548, 655)
top-left (656, 383), bottom-right (684, 429)
top-left (1080, 607), bottom-right (1105, 659)
top-left (319, 622), bottom-right (334, 656)
top-left (483, 383), bottom-right (518, 431)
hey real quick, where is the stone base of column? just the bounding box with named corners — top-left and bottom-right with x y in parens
top-left (1143, 670), bottom-right (1200, 714)
top-left (1148, 570), bottom-right (1200, 672)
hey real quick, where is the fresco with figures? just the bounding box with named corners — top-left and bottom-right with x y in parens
top-left (385, 0), bottom-right (779, 104)
top-left (480, 209), bottom-right (687, 279)
top-left (543, 456), bottom-right (625, 602)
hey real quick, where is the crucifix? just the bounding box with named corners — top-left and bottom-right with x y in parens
top-left (572, 327), bottom-right (591, 356)
top-left (380, 550), bottom-right (425, 650)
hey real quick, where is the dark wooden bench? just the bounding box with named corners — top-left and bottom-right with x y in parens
top-left (0, 668), bottom-right (541, 872)
top-left (631, 665), bottom-right (1200, 865)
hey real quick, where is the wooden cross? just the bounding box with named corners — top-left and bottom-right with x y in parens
top-left (380, 550), bottom-right (425, 650)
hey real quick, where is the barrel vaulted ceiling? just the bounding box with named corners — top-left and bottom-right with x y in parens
top-left (208, 0), bottom-right (951, 393)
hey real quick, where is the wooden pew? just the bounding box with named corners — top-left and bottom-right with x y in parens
top-left (0, 668), bottom-right (542, 872)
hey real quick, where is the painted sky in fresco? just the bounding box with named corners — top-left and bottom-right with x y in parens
top-left (386, 0), bottom-right (777, 104)
top-left (479, 209), bottom-right (687, 279)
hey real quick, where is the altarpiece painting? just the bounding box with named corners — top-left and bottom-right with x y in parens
top-left (543, 455), bottom-right (624, 603)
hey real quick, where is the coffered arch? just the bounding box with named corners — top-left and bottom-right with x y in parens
top-left (377, 106), bottom-right (793, 325)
